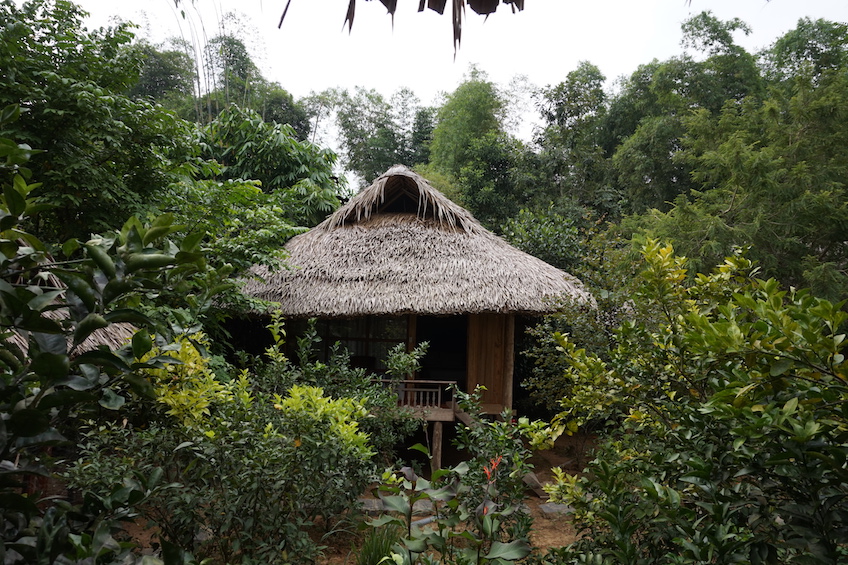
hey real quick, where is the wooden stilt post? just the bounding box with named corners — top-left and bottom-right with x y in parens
top-left (432, 421), bottom-right (443, 472)
top-left (504, 314), bottom-right (515, 414)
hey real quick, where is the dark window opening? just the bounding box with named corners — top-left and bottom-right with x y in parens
top-left (290, 316), bottom-right (410, 373)
top-left (416, 315), bottom-right (468, 389)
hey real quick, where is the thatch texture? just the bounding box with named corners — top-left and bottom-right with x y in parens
top-left (2, 259), bottom-right (134, 358)
top-left (244, 166), bottom-right (590, 317)
top-left (4, 314), bottom-right (134, 358)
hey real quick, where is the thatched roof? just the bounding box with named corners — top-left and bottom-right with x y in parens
top-left (5, 314), bottom-right (135, 358)
top-left (244, 165), bottom-right (591, 317)
top-left (3, 258), bottom-right (134, 358)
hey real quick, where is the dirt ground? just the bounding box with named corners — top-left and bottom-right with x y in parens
top-left (320, 433), bottom-right (591, 564)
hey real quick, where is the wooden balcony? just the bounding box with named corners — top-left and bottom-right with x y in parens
top-left (377, 379), bottom-right (457, 421)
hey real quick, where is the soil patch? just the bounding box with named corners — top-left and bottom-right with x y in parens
top-left (320, 432), bottom-right (592, 564)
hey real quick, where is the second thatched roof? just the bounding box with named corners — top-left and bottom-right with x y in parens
top-left (243, 166), bottom-right (591, 317)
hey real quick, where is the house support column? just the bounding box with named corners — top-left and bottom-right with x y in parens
top-left (504, 314), bottom-right (515, 413)
top-left (431, 421), bottom-right (443, 471)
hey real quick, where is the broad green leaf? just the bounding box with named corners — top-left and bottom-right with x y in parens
top-left (0, 492), bottom-right (39, 517)
top-left (379, 494), bottom-right (411, 515)
top-left (73, 313), bottom-right (109, 346)
top-left (15, 428), bottom-right (66, 447)
top-left (143, 224), bottom-right (184, 246)
top-left (783, 396), bottom-right (798, 414)
top-left (484, 540), bottom-right (532, 560)
top-left (31, 351), bottom-right (70, 382)
top-left (18, 311), bottom-right (63, 334)
top-left (132, 330), bottom-right (153, 358)
top-left (3, 183), bottom-right (26, 216)
top-left (99, 388), bottom-right (125, 410)
top-left (38, 390), bottom-right (96, 410)
top-left (62, 238), bottom-right (80, 257)
top-left (180, 230), bottom-right (205, 253)
top-left (770, 358), bottom-right (793, 377)
top-left (85, 243), bottom-right (116, 278)
top-left (407, 443), bottom-right (430, 456)
top-left (27, 290), bottom-right (63, 311)
top-left (103, 308), bottom-right (153, 326)
top-left (73, 349), bottom-right (130, 371)
top-left (365, 514), bottom-right (403, 529)
top-left (8, 408), bottom-right (50, 437)
top-left (102, 280), bottom-right (141, 306)
top-left (124, 373), bottom-right (156, 399)
top-left (401, 537), bottom-right (428, 553)
top-left (32, 331), bottom-right (67, 355)
top-left (125, 253), bottom-right (176, 274)
top-left (55, 271), bottom-right (98, 312)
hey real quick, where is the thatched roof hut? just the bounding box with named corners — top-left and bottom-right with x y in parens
top-left (243, 166), bottom-right (589, 420)
top-left (244, 165), bottom-right (590, 317)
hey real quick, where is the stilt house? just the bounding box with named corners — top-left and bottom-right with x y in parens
top-left (243, 165), bottom-right (590, 424)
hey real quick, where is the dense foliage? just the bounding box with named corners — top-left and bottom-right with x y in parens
top-left (544, 242), bottom-right (848, 564)
top-left (363, 389), bottom-right (551, 565)
top-left (4, 0), bottom-right (848, 562)
top-left (0, 101), bottom-right (225, 563)
top-left (67, 335), bottom-right (378, 564)
top-left (0, 0), bottom-right (199, 241)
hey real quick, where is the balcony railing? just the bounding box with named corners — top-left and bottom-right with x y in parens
top-left (378, 379), bottom-right (457, 415)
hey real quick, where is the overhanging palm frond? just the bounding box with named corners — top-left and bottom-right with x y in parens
top-left (276, 0), bottom-right (525, 50)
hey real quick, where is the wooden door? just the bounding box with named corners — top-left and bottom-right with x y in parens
top-left (466, 313), bottom-right (514, 414)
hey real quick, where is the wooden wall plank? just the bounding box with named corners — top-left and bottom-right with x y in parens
top-left (467, 314), bottom-right (514, 413)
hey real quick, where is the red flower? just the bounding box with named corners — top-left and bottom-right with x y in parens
top-left (483, 455), bottom-right (503, 483)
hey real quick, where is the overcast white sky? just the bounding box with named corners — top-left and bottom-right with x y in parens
top-left (74, 0), bottom-right (847, 107)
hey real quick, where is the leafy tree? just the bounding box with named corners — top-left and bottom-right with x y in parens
top-left (501, 207), bottom-right (586, 273)
top-left (430, 68), bottom-right (506, 178)
top-left (535, 62), bottom-right (619, 217)
top-left (538, 61), bottom-right (607, 134)
top-left (612, 114), bottom-right (692, 213)
top-left (334, 87), bottom-right (405, 184)
top-left (0, 0), bottom-right (199, 240)
top-left (427, 68), bottom-right (534, 230)
top-left (200, 105), bottom-right (342, 226)
top-left (599, 61), bottom-right (664, 155)
top-left (455, 131), bottom-right (523, 229)
top-left (592, 12), bottom-right (765, 214)
top-left (127, 40), bottom-right (195, 103)
top-left (390, 87), bottom-right (435, 169)
top-left (0, 102), bottom-right (228, 563)
top-left (766, 17), bottom-right (848, 81)
top-left (256, 83), bottom-right (311, 139)
top-left (68, 341), bottom-right (376, 564)
top-left (629, 53), bottom-right (848, 300)
top-left (203, 33), bottom-right (261, 108)
top-left (546, 242), bottom-right (848, 564)
top-left (327, 87), bottom-right (433, 185)
top-left (410, 104), bottom-right (436, 166)
top-left (163, 175), bottom-right (302, 276)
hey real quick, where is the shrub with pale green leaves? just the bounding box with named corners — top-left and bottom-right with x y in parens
top-left (544, 241), bottom-right (848, 564)
top-left (69, 337), bottom-right (375, 564)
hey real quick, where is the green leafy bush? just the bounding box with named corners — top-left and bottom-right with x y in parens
top-left (545, 241), bottom-right (848, 564)
top-left (253, 319), bottom-right (423, 466)
top-left (0, 101), bottom-right (225, 563)
top-left (69, 335), bottom-right (376, 563)
top-left (359, 389), bottom-right (551, 564)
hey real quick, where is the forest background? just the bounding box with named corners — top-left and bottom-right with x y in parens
top-left (1, 0), bottom-right (848, 563)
